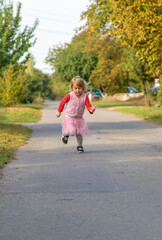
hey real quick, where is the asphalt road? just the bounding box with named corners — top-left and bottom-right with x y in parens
top-left (0, 101), bottom-right (162, 240)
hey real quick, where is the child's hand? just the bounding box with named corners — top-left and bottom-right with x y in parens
top-left (56, 111), bottom-right (61, 118)
top-left (90, 106), bottom-right (96, 113)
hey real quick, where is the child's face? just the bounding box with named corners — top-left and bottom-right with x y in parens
top-left (72, 83), bottom-right (83, 97)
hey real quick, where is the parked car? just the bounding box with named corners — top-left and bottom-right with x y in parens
top-left (126, 87), bottom-right (139, 94)
top-left (93, 89), bottom-right (102, 97)
top-left (88, 92), bottom-right (102, 101)
top-left (150, 85), bottom-right (160, 96)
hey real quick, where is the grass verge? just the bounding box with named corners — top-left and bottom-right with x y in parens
top-left (0, 103), bottom-right (44, 168)
top-left (0, 105), bottom-right (42, 123)
top-left (93, 99), bottom-right (162, 125)
top-left (115, 107), bottom-right (162, 125)
top-left (0, 124), bottom-right (32, 168)
top-left (93, 99), bottom-right (145, 108)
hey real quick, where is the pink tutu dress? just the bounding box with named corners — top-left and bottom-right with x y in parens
top-left (60, 92), bottom-right (90, 136)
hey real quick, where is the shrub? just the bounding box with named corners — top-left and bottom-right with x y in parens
top-left (157, 80), bottom-right (162, 104)
top-left (0, 65), bottom-right (28, 107)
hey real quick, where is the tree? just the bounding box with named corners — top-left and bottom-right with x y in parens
top-left (26, 67), bottom-right (52, 103)
top-left (89, 35), bottom-right (141, 94)
top-left (112, 0), bottom-right (161, 105)
top-left (46, 31), bottom-right (98, 83)
top-left (111, 0), bottom-right (161, 76)
top-left (46, 31), bottom-right (98, 97)
top-left (81, 0), bottom-right (113, 36)
top-left (82, 0), bottom-right (161, 75)
top-left (81, 0), bottom-right (161, 105)
top-left (0, 0), bottom-right (38, 74)
top-left (47, 27), bottom-right (142, 96)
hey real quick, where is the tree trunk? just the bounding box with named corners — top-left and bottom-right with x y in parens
top-left (143, 79), bottom-right (151, 106)
top-left (141, 64), bottom-right (151, 107)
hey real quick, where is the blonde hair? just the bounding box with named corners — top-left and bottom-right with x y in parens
top-left (70, 76), bottom-right (88, 92)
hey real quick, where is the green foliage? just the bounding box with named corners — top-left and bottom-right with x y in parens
top-left (0, 0), bottom-right (38, 74)
top-left (46, 0), bottom-right (160, 99)
top-left (119, 47), bottom-right (142, 89)
top-left (157, 80), bottom-right (162, 103)
top-left (46, 31), bottom-right (98, 84)
top-left (25, 56), bottom-right (53, 102)
top-left (81, 0), bottom-right (161, 76)
top-left (26, 69), bottom-right (44, 103)
top-left (81, 0), bottom-right (161, 105)
top-left (111, 0), bottom-right (161, 76)
top-left (51, 74), bottom-right (69, 97)
top-left (88, 35), bottom-right (141, 94)
top-left (89, 36), bottom-right (123, 93)
top-left (0, 64), bottom-right (28, 106)
top-left (0, 123), bottom-right (32, 168)
top-left (0, 53), bottom-right (52, 106)
top-left (46, 29), bottom-right (142, 96)
top-left (81, 0), bottom-right (113, 35)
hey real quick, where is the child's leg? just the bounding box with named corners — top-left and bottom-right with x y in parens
top-left (76, 135), bottom-right (84, 153)
top-left (76, 135), bottom-right (83, 146)
top-left (61, 134), bottom-right (69, 144)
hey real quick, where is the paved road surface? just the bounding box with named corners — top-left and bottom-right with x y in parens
top-left (0, 101), bottom-right (162, 240)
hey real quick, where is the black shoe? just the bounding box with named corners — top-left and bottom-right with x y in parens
top-left (77, 146), bottom-right (84, 153)
top-left (61, 135), bottom-right (69, 144)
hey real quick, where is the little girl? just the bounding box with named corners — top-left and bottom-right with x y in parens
top-left (56, 76), bottom-right (95, 153)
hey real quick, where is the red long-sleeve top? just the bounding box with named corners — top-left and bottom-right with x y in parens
top-left (58, 93), bottom-right (93, 114)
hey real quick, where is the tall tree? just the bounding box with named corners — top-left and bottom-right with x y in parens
top-left (88, 35), bottom-right (141, 94)
top-left (46, 31), bottom-right (98, 83)
top-left (82, 0), bottom-right (161, 75)
top-left (111, 0), bottom-right (161, 76)
top-left (81, 0), bottom-right (161, 105)
top-left (0, 0), bottom-right (38, 74)
top-left (46, 31), bottom-right (98, 97)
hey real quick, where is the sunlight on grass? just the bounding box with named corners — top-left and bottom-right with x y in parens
top-left (116, 107), bottom-right (162, 125)
top-left (0, 124), bottom-right (32, 168)
top-left (93, 98), bottom-right (162, 125)
top-left (0, 103), bottom-right (44, 168)
top-left (0, 107), bottom-right (41, 123)
top-left (92, 99), bottom-right (145, 108)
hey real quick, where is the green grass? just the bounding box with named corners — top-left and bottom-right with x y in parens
top-left (0, 123), bottom-right (32, 168)
top-left (93, 99), bottom-right (162, 125)
top-left (116, 106), bottom-right (162, 125)
top-left (0, 103), bottom-right (44, 168)
top-left (93, 99), bottom-right (145, 108)
top-left (0, 106), bottom-right (42, 123)
top-left (20, 103), bottom-right (46, 110)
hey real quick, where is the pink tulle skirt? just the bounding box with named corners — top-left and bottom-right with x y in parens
top-left (62, 116), bottom-right (90, 136)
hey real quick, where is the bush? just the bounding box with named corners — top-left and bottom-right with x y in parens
top-left (0, 65), bottom-right (28, 107)
top-left (157, 80), bottom-right (162, 103)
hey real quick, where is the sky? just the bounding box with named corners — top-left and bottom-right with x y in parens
top-left (14, 0), bottom-right (90, 74)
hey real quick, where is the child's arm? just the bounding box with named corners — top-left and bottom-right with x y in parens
top-left (89, 106), bottom-right (96, 113)
top-left (56, 111), bottom-right (61, 118)
top-left (85, 95), bottom-right (96, 114)
top-left (56, 94), bottom-right (70, 118)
